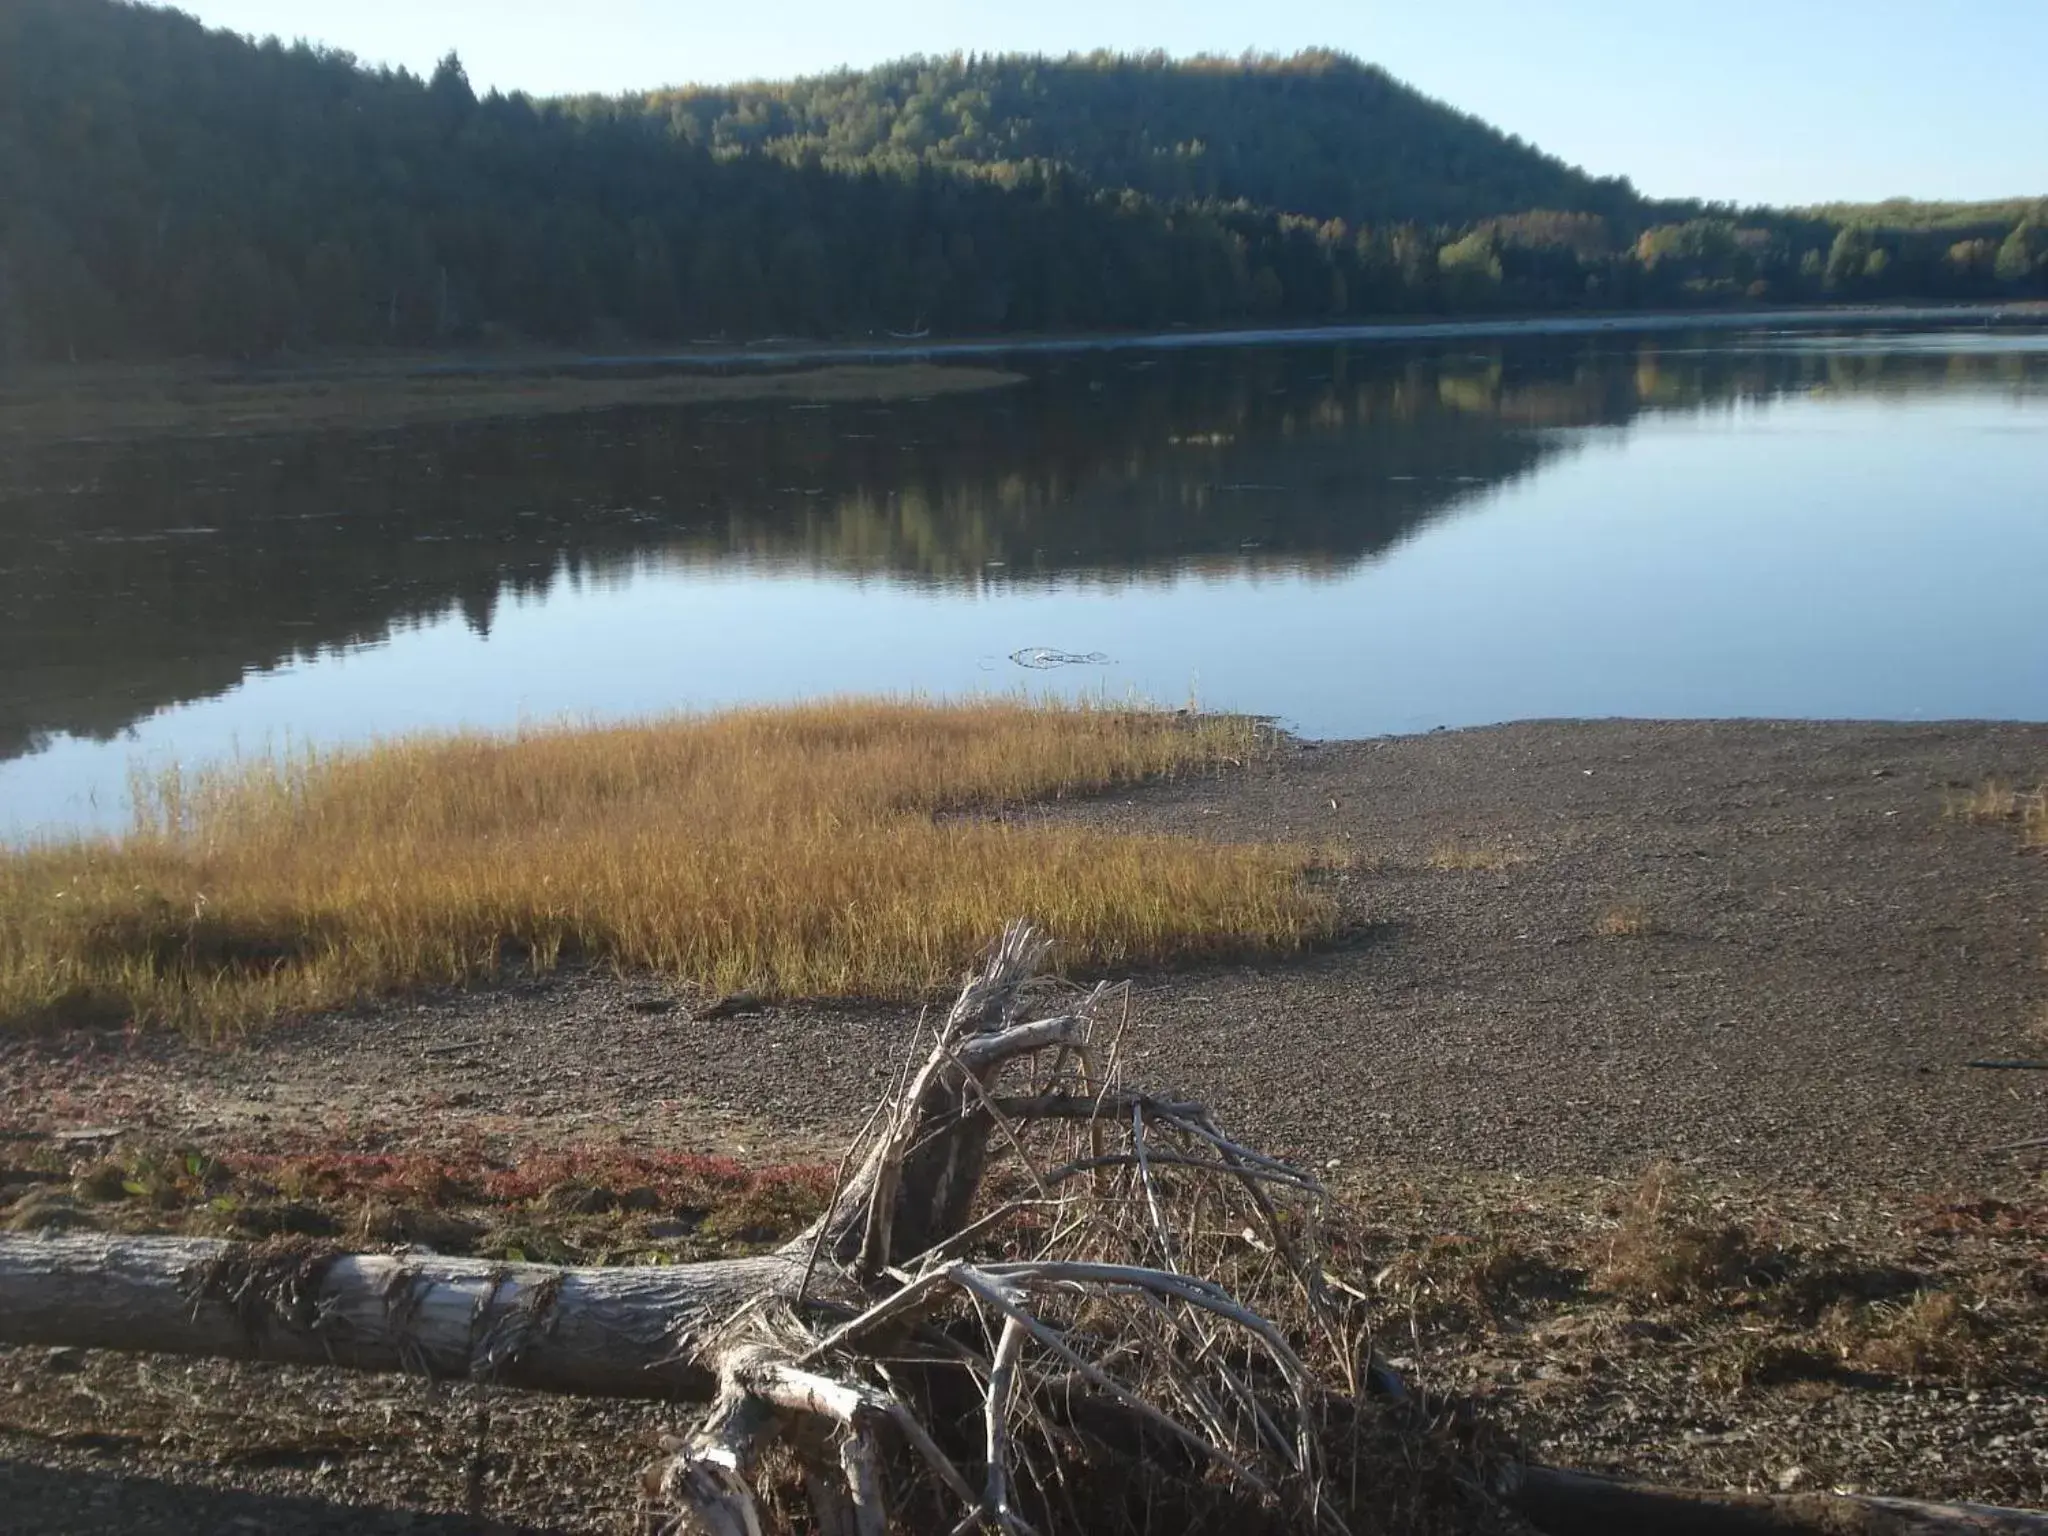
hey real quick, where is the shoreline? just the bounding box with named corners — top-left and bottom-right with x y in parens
top-left (8, 715), bottom-right (2041, 1188)
top-left (7, 297), bottom-right (2040, 389)
top-left (11, 711), bottom-right (2048, 855)
top-left (0, 359), bottom-right (1026, 443)
top-left (4, 299), bottom-right (2035, 444)
top-left (13, 712), bottom-right (2048, 848)
top-left (4, 299), bottom-right (2036, 442)
top-left (4, 714), bottom-right (2043, 1525)
top-left (670, 299), bottom-right (2043, 372)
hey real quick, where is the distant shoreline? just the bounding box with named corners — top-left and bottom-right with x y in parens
top-left (12, 299), bottom-right (2045, 385)
top-left (0, 361), bottom-right (1026, 444)
top-left (308, 299), bottom-right (2048, 380)
top-left (541, 300), bottom-right (2044, 374)
top-left (3, 300), bottom-right (2039, 442)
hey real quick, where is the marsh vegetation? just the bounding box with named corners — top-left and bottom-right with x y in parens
top-left (0, 701), bottom-right (1329, 1038)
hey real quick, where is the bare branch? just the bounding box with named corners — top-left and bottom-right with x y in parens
top-left (983, 1315), bottom-right (1035, 1534)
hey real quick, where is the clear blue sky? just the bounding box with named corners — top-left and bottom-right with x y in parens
top-left (164, 0), bottom-right (2045, 208)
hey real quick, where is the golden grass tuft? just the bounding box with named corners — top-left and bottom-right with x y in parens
top-left (1372, 1232), bottom-right (1568, 1328)
top-left (1945, 779), bottom-right (2047, 843)
top-left (0, 700), bottom-right (1333, 1040)
top-left (1821, 1290), bottom-right (1985, 1382)
top-left (1594, 904), bottom-right (1656, 938)
top-left (1595, 1163), bottom-right (1766, 1303)
top-left (1948, 780), bottom-right (2021, 822)
top-left (1423, 840), bottom-right (1526, 873)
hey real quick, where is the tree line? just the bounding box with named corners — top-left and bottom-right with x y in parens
top-left (2, 0), bottom-right (2043, 364)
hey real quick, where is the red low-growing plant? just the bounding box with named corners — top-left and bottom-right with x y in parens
top-left (224, 1144), bottom-right (833, 1217)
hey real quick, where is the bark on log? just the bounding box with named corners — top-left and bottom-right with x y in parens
top-left (0, 1232), bottom-right (804, 1400)
top-left (6, 1235), bottom-right (2042, 1536)
top-left (1504, 1466), bottom-right (2048, 1536)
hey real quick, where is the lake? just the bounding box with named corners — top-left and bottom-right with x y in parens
top-left (3, 323), bottom-right (2046, 839)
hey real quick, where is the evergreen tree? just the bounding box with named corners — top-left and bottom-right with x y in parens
top-left (0, 0), bottom-right (2036, 364)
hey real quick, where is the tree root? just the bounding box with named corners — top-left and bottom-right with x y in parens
top-left (638, 920), bottom-right (1374, 1533)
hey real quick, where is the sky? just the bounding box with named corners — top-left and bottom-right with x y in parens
top-left (164, 1), bottom-right (2045, 208)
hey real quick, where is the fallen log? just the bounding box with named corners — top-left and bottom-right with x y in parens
top-left (3, 922), bottom-right (2045, 1536)
top-left (0, 1233), bottom-right (799, 1400)
top-left (1503, 1466), bottom-right (2048, 1536)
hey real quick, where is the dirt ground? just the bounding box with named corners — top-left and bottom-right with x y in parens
top-left (4, 719), bottom-right (2045, 1530)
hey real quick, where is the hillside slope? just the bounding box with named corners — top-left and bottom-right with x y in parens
top-left (628, 50), bottom-right (1648, 226)
top-left (0, 1), bottom-right (1356, 357)
top-left (0, 1), bottom-right (2042, 363)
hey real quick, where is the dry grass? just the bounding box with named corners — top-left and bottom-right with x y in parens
top-left (1948, 780), bottom-right (2048, 1060)
top-left (1833, 1290), bottom-right (1986, 1381)
top-left (1594, 903), bottom-right (1657, 938)
top-left (0, 699), bottom-right (1332, 1039)
top-left (1949, 781), bottom-right (2024, 822)
top-left (1424, 840), bottom-right (1526, 873)
top-left (1250, 1167), bottom-right (2048, 1498)
top-left (1594, 1162), bottom-right (1765, 1303)
top-left (1945, 779), bottom-right (2047, 845)
top-left (1372, 1232), bottom-right (1573, 1329)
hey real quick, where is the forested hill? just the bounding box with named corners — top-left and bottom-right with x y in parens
top-left (621, 52), bottom-right (1647, 228)
top-left (2, 0), bottom-right (2044, 365)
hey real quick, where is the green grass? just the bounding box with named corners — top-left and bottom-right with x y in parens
top-left (0, 699), bottom-right (1334, 1039)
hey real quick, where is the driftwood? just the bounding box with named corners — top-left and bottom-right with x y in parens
top-left (0, 1234), bottom-right (795, 1400)
top-left (1501, 1467), bottom-right (2048, 1535)
top-left (2, 921), bottom-right (2044, 1536)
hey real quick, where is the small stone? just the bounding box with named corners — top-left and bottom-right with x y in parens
top-left (1776, 1466), bottom-right (1806, 1492)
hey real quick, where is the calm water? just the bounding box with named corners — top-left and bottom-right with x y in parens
top-left (4, 327), bottom-right (2046, 838)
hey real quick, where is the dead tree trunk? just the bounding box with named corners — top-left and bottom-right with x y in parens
top-left (0, 1235), bottom-right (798, 1400)
top-left (1502, 1466), bottom-right (2048, 1536)
top-left (3, 922), bottom-right (2044, 1536)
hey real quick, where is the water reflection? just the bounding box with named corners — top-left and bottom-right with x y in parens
top-left (1, 330), bottom-right (2044, 824)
